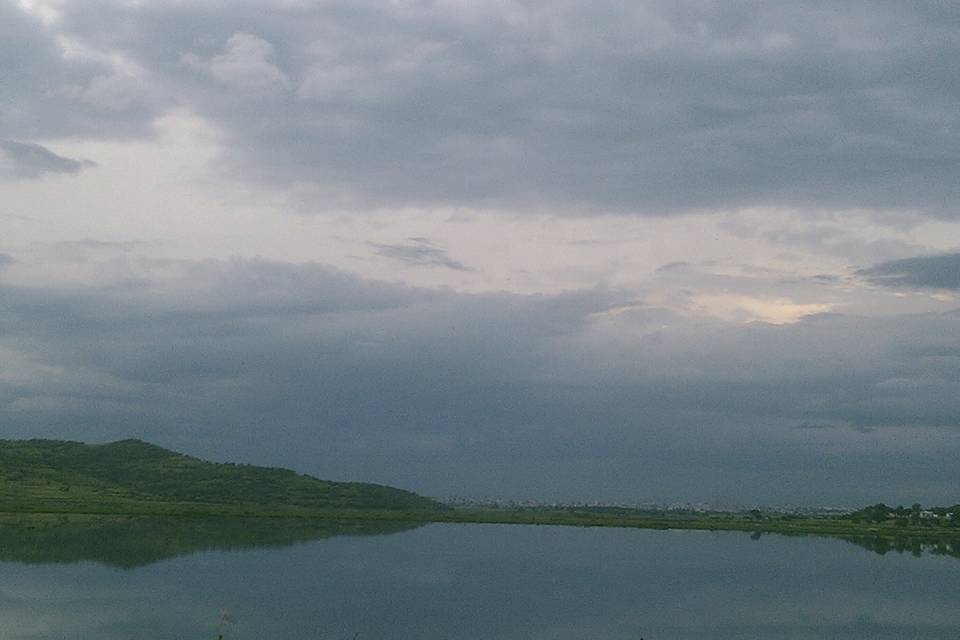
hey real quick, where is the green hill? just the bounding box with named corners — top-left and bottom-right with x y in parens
top-left (0, 439), bottom-right (443, 515)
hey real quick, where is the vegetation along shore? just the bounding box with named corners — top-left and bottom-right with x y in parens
top-left (1, 438), bottom-right (958, 552)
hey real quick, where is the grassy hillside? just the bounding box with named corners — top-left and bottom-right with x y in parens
top-left (0, 439), bottom-right (443, 515)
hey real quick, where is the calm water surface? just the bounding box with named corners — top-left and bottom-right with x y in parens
top-left (1, 522), bottom-right (958, 639)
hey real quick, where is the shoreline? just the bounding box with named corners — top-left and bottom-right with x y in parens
top-left (2, 503), bottom-right (958, 544)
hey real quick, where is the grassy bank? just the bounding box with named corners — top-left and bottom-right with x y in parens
top-left (2, 499), bottom-right (959, 546)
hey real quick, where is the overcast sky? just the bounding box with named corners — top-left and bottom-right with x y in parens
top-left (2, 0), bottom-right (959, 507)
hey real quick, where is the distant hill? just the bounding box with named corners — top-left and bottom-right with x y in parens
top-left (0, 439), bottom-right (443, 515)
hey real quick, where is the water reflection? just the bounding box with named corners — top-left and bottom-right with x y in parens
top-left (0, 514), bottom-right (422, 568)
top-left (10, 513), bottom-right (960, 569)
top-left (1, 522), bottom-right (959, 639)
top-left (8, 513), bottom-right (960, 569)
top-left (841, 534), bottom-right (960, 560)
top-left (743, 529), bottom-right (960, 561)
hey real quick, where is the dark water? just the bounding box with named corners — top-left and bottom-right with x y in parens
top-left (1, 519), bottom-right (958, 639)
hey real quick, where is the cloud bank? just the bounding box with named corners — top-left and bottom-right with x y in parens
top-left (371, 238), bottom-right (470, 271)
top-left (859, 253), bottom-right (960, 291)
top-left (2, 255), bottom-right (958, 505)
top-left (3, 1), bottom-right (959, 508)
top-left (0, 140), bottom-right (94, 180)
top-left (4, 0), bottom-right (959, 216)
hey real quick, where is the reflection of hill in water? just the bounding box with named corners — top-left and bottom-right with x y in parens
top-left (841, 534), bottom-right (960, 560)
top-left (0, 514), bottom-right (423, 568)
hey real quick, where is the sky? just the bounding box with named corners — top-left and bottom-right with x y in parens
top-left (2, 0), bottom-right (959, 507)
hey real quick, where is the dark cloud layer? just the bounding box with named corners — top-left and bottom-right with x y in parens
top-left (0, 140), bottom-right (94, 180)
top-left (2, 257), bottom-right (959, 505)
top-left (371, 238), bottom-right (470, 271)
top-left (6, 0), bottom-right (960, 216)
top-left (859, 253), bottom-right (960, 291)
top-left (0, 1), bottom-right (161, 142)
top-left (3, 0), bottom-right (959, 507)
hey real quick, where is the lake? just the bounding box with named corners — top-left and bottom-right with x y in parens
top-left (1, 518), bottom-right (958, 639)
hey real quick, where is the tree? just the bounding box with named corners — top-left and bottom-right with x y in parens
top-left (911, 503), bottom-right (922, 525)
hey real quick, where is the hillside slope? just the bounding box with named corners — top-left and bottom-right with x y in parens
top-left (0, 439), bottom-right (443, 514)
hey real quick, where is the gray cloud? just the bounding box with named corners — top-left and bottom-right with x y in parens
top-left (0, 0), bottom-right (953, 216)
top-left (3, 0), bottom-right (959, 509)
top-left (0, 1), bottom-right (162, 143)
top-left (858, 253), bottom-right (960, 290)
top-left (47, 240), bottom-right (161, 261)
top-left (656, 262), bottom-right (690, 273)
top-left (718, 214), bottom-right (930, 264)
top-left (0, 140), bottom-right (95, 180)
top-left (370, 238), bottom-right (470, 271)
top-left (2, 255), bottom-right (959, 506)
top-left (181, 31), bottom-right (292, 95)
